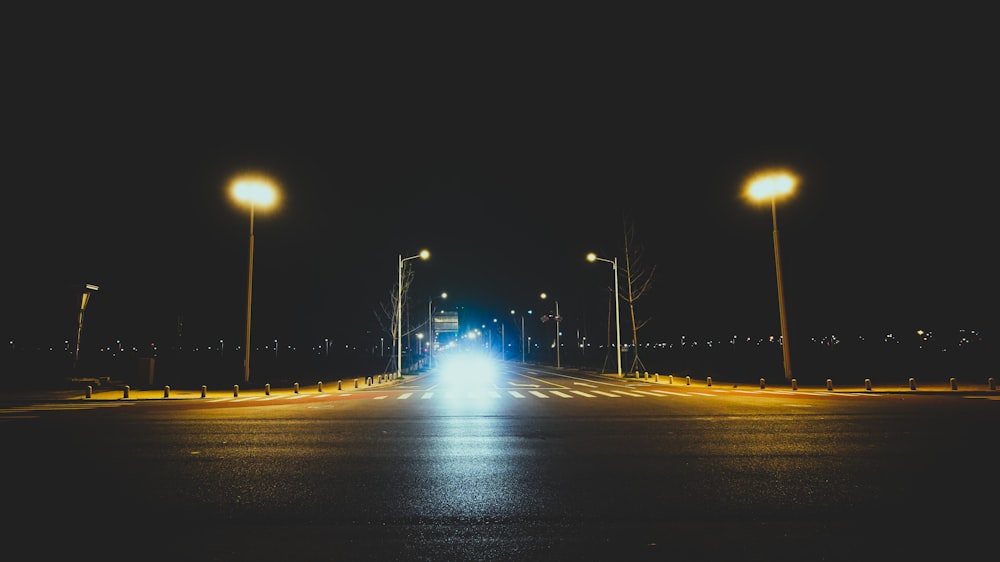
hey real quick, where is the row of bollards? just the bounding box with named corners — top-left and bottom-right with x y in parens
top-left (639, 375), bottom-right (998, 392)
top-left (101, 375), bottom-right (396, 400)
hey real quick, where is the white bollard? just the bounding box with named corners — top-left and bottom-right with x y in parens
top-left (201, 385), bottom-right (207, 398)
top-left (265, 383), bottom-right (270, 396)
top-left (233, 385), bottom-right (239, 397)
top-left (86, 385), bottom-right (92, 399)
top-left (164, 385), bottom-right (170, 398)
top-left (865, 378), bottom-right (872, 392)
top-left (826, 379), bottom-right (833, 391)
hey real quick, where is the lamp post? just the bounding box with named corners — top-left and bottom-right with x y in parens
top-left (509, 309), bottom-right (532, 363)
top-left (428, 292), bottom-right (446, 369)
top-left (539, 293), bottom-right (561, 368)
top-left (587, 253), bottom-right (622, 377)
top-left (73, 283), bottom-right (100, 370)
top-left (397, 249), bottom-right (430, 378)
top-left (229, 173), bottom-right (279, 384)
top-left (745, 169), bottom-right (798, 381)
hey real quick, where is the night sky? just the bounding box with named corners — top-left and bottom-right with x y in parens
top-left (4, 6), bottom-right (995, 353)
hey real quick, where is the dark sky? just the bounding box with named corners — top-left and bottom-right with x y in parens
top-left (4, 6), bottom-right (995, 352)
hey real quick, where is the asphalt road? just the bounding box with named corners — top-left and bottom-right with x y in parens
top-left (2, 362), bottom-right (997, 561)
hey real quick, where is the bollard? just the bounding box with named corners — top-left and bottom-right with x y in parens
top-left (233, 384), bottom-right (239, 397)
top-left (668, 374), bottom-right (673, 385)
top-left (644, 371), bottom-right (649, 379)
top-left (294, 382), bottom-right (300, 394)
top-left (123, 385), bottom-right (130, 399)
top-left (164, 385), bottom-right (171, 398)
top-left (265, 383), bottom-right (270, 396)
top-left (201, 385), bottom-right (207, 398)
top-left (654, 374), bottom-right (659, 382)
top-left (318, 381), bottom-right (323, 393)
top-left (826, 379), bottom-right (833, 391)
top-left (685, 375), bottom-right (691, 386)
top-left (909, 377), bottom-right (916, 390)
top-left (706, 376), bottom-right (712, 387)
top-left (760, 378), bottom-right (766, 389)
top-left (354, 378), bottom-right (359, 389)
top-left (865, 378), bottom-right (872, 391)
top-left (989, 377), bottom-right (996, 391)
top-left (791, 378), bottom-right (797, 391)
top-left (86, 385), bottom-right (92, 399)
top-left (950, 377), bottom-right (957, 390)
top-left (338, 379), bottom-right (343, 391)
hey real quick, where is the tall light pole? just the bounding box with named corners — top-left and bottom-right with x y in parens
top-left (540, 293), bottom-right (561, 368)
top-left (745, 169), bottom-right (798, 381)
top-left (587, 253), bottom-right (622, 377)
top-left (230, 173), bottom-right (279, 384)
top-left (510, 309), bottom-right (532, 363)
top-left (74, 283), bottom-right (99, 370)
top-left (428, 292), bottom-right (446, 369)
top-left (398, 249), bottom-right (430, 378)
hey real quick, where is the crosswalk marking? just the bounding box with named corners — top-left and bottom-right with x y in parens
top-left (1, 386), bottom-right (896, 418)
top-left (651, 389), bottom-right (692, 397)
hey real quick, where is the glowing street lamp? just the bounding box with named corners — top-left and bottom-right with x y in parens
top-left (397, 249), bottom-right (430, 378)
top-left (229, 173), bottom-right (280, 383)
top-left (745, 169), bottom-right (798, 381)
top-left (587, 253), bottom-right (622, 377)
top-left (539, 292), bottom-right (561, 368)
top-left (74, 283), bottom-right (100, 370)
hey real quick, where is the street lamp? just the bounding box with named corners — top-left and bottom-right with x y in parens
top-left (587, 252), bottom-right (622, 377)
top-left (539, 293), bottom-right (561, 368)
top-left (429, 292), bottom-right (446, 369)
top-left (510, 308), bottom-right (532, 363)
top-left (229, 173), bottom-right (280, 384)
top-left (73, 283), bottom-right (99, 370)
top-left (398, 249), bottom-right (430, 378)
top-left (745, 169), bottom-right (798, 381)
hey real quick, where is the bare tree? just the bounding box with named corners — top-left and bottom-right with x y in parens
top-left (621, 215), bottom-right (656, 375)
top-left (373, 261), bottom-right (421, 373)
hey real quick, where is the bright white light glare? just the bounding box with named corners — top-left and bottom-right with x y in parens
top-left (438, 351), bottom-right (497, 386)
